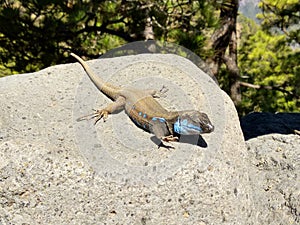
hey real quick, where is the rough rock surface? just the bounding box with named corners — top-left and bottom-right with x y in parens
top-left (0, 54), bottom-right (252, 224)
top-left (245, 134), bottom-right (299, 224)
top-left (241, 112), bottom-right (300, 224)
top-left (0, 53), bottom-right (299, 224)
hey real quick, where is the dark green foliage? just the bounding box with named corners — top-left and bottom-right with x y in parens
top-left (0, 0), bottom-right (298, 115)
top-left (257, 0), bottom-right (300, 45)
top-left (0, 0), bottom-right (217, 75)
top-left (238, 16), bottom-right (299, 115)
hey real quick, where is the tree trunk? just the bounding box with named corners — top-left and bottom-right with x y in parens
top-left (206, 0), bottom-right (241, 105)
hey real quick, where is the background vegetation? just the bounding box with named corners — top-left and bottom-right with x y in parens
top-left (0, 0), bottom-right (299, 115)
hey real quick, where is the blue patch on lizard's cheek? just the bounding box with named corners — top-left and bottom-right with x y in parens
top-left (174, 118), bottom-right (203, 135)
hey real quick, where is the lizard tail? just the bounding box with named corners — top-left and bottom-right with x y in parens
top-left (70, 53), bottom-right (120, 99)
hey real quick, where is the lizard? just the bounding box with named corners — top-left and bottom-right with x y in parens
top-left (71, 53), bottom-right (214, 145)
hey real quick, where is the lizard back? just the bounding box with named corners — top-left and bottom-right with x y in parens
top-left (126, 95), bottom-right (179, 131)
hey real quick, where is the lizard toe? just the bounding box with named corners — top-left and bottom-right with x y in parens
top-left (162, 135), bottom-right (179, 142)
top-left (93, 110), bottom-right (109, 124)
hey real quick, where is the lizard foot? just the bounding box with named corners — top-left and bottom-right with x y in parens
top-left (91, 109), bottom-right (109, 124)
top-left (162, 135), bottom-right (179, 142)
top-left (76, 109), bottom-right (109, 124)
top-left (153, 85), bottom-right (169, 98)
top-left (159, 85), bottom-right (169, 96)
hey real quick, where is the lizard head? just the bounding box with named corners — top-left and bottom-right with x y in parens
top-left (174, 110), bottom-right (214, 135)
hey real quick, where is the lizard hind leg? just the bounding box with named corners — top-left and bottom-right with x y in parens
top-left (92, 97), bottom-right (126, 124)
top-left (77, 96), bottom-right (126, 124)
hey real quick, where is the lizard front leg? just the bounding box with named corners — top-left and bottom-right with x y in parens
top-left (150, 120), bottom-right (179, 143)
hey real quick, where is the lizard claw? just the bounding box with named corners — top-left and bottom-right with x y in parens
top-left (76, 109), bottom-right (109, 124)
top-left (159, 85), bottom-right (169, 95)
top-left (152, 85), bottom-right (169, 98)
top-left (76, 112), bottom-right (96, 122)
top-left (91, 109), bottom-right (109, 124)
top-left (157, 135), bottom-right (178, 149)
top-left (162, 135), bottom-right (179, 142)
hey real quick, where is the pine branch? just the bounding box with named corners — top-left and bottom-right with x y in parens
top-left (76, 25), bottom-right (135, 42)
top-left (240, 81), bottom-right (298, 98)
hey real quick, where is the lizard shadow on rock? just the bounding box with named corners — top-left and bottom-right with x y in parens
top-left (150, 135), bottom-right (208, 148)
top-left (179, 135), bottom-right (208, 148)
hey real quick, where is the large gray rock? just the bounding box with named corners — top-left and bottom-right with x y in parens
top-left (0, 54), bottom-right (251, 224)
top-left (246, 134), bottom-right (300, 224)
